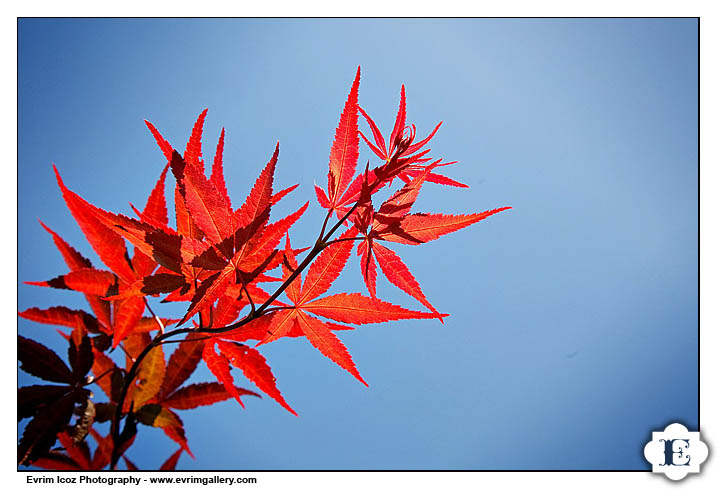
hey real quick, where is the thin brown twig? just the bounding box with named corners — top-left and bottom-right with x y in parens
top-left (85, 367), bottom-right (114, 387)
top-left (143, 297), bottom-right (165, 334)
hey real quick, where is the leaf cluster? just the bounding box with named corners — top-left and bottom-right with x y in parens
top-left (18, 67), bottom-right (509, 469)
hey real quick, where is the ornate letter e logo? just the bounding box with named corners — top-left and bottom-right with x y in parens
top-left (644, 423), bottom-right (709, 481)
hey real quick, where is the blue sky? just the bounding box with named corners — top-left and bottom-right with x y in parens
top-left (18, 18), bottom-right (697, 470)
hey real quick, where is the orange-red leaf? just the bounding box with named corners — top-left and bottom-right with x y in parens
top-left (389, 85), bottom-right (407, 155)
top-left (222, 310), bottom-right (353, 344)
top-left (53, 166), bottom-right (135, 283)
top-left (180, 265), bottom-right (235, 325)
top-left (295, 311), bottom-right (367, 386)
top-left (57, 431), bottom-right (90, 470)
top-left (160, 448), bottom-right (183, 471)
top-left (375, 163), bottom-right (434, 222)
top-left (405, 121), bottom-right (442, 155)
top-left (38, 220), bottom-right (92, 270)
top-left (232, 144), bottom-right (279, 264)
top-left (174, 186), bottom-right (204, 244)
top-left (357, 239), bottom-right (377, 298)
top-left (19, 306), bottom-right (103, 333)
top-left (299, 227), bottom-right (357, 303)
top-left (303, 293), bottom-right (444, 325)
top-left (89, 429), bottom-right (113, 470)
top-left (255, 310), bottom-right (297, 346)
top-left (372, 242), bottom-right (440, 320)
top-left (402, 166), bottom-right (468, 188)
top-left (271, 184), bottom-right (298, 205)
top-left (27, 268), bottom-right (117, 297)
top-left (216, 340), bottom-right (297, 415)
top-left (210, 128), bottom-right (231, 209)
top-left (142, 164), bottom-right (170, 227)
top-left (237, 201), bottom-right (309, 272)
top-left (202, 341), bottom-right (244, 408)
top-left (327, 67), bottom-right (360, 205)
top-left (162, 422), bottom-right (194, 459)
top-left (131, 248), bottom-right (157, 282)
top-left (164, 382), bottom-right (259, 410)
top-left (171, 151), bottom-right (233, 246)
top-left (111, 296), bottom-right (145, 348)
top-left (314, 184), bottom-right (330, 209)
top-left (89, 209), bottom-right (209, 275)
top-left (286, 319), bottom-right (353, 337)
top-left (184, 109), bottom-right (208, 172)
top-left (358, 106), bottom-right (387, 159)
top-left (38, 221), bottom-right (113, 328)
top-left (282, 235), bottom-right (301, 304)
top-left (234, 144), bottom-right (278, 227)
top-left (145, 120), bottom-right (175, 162)
top-left (374, 208), bottom-right (512, 245)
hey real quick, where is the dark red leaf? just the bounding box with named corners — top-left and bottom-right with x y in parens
top-left (18, 391), bottom-right (81, 465)
top-left (68, 334), bottom-right (94, 382)
top-left (18, 336), bottom-right (74, 384)
top-left (18, 385), bottom-right (73, 421)
top-left (33, 451), bottom-right (82, 470)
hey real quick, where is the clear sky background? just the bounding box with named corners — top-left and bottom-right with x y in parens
top-left (18, 18), bottom-right (697, 470)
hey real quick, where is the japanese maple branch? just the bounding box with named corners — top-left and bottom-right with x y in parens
top-left (110, 191), bottom-right (369, 469)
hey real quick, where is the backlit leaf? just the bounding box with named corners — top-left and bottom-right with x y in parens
top-left (216, 340), bottom-right (296, 415)
top-left (164, 382), bottom-right (259, 410)
top-left (295, 312), bottom-right (367, 387)
top-left (327, 67), bottom-right (360, 205)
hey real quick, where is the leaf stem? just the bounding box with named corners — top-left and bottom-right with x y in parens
top-left (85, 367), bottom-right (114, 387)
top-left (324, 236), bottom-right (364, 246)
top-left (318, 209), bottom-right (332, 242)
top-left (143, 297), bottom-right (165, 335)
